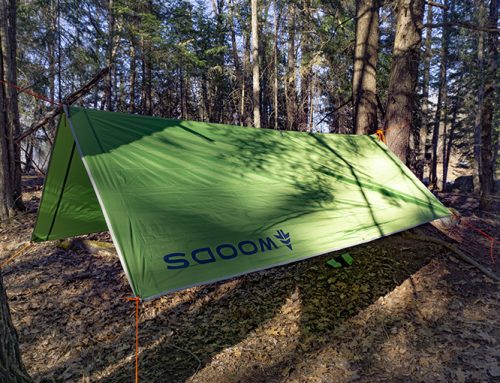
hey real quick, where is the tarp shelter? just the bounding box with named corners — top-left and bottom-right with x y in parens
top-left (32, 107), bottom-right (450, 300)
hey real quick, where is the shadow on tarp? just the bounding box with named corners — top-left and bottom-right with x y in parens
top-left (23, 109), bottom-right (447, 381)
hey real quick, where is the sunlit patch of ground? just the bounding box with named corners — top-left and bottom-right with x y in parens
top-left (1, 177), bottom-right (498, 383)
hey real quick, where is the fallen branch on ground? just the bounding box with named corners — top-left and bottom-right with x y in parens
top-left (15, 66), bottom-right (110, 143)
top-left (404, 232), bottom-right (500, 282)
top-left (57, 239), bottom-right (115, 254)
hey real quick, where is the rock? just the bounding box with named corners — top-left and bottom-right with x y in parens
top-left (452, 176), bottom-right (474, 193)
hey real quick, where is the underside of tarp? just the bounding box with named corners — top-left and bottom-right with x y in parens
top-left (32, 107), bottom-right (450, 300)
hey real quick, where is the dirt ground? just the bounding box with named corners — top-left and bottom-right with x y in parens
top-left (0, 177), bottom-right (499, 383)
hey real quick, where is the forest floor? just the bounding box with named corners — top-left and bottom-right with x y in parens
top-left (1, 177), bottom-right (499, 383)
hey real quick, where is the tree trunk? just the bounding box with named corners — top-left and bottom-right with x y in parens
top-left (273, 0), bottom-right (279, 129)
top-left (418, 2), bottom-right (433, 180)
top-left (286, 2), bottom-right (297, 131)
top-left (251, 0), bottom-right (261, 128)
top-left (299, 0), bottom-right (313, 132)
top-left (229, 0), bottom-right (242, 125)
top-left (0, 54), bottom-right (14, 219)
top-left (442, 97), bottom-right (460, 191)
top-left (241, 31), bottom-right (250, 125)
top-left (0, 272), bottom-right (32, 383)
top-left (129, 40), bottom-right (136, 113)
top-left (473, 34), bottom-right (484, 193)
top-left (258, 3), bottom-right (270, 127)
top-left (104, 0), bottom-right (115, 111)
top-left (57, 0), bottom-right (62, 102)
top-left (430, 1), bottom-right (449, 190)
top-left (352, 0), bottom-right (379, 135)
top-left (0, 0), bottom-right (23, 212)
top-left (0, 0), bottom-right (31, 377)
top-left (383, 0), bottom-right (425, 163)
top-left (479, 0), bottom-right (497, 210)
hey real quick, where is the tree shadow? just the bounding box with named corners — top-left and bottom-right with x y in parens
top-left (21, 108), bottom-right (451, 381)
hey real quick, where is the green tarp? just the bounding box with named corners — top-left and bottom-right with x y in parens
top-left (32, 107), bottom-right (450, 300)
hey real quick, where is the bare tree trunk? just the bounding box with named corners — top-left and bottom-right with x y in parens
top-left (430, 2), bottom-right (450, 190)
top-left (241, 31), bottom-right (250, 125)
top-left (0, 0), bottom-right (23, 211)
top-left (298, 0), bottom-right (312, 131)
top-left (308, 74), bottom-right (315, 131)
top-left (473, 4), bottom-right (487, 193)
top-left (383, 0), bottom-right (425, 163)
top-left (104, 0), bottom-right (115, 111)
top-left (57, 0), bottom-right (62, 101)
top-left (48, 0), bottom-right (56, 116)
top-left (273, 0), bottom-right (279, 129)
top-left (286, 2), bottom-right (297, 131)
top-left (418, 2), bottom-right (433, 180)
top-left (0, 47), bottom-right (14, 220)
top-left (140, 0), bottom-right (153, 117)
top-left (0, 273), bottom-right (32, 383)
top-left (479, 0), bottom-right (497, 210)
top-left (352, 0), bottom-right (379, 135)
top-left (129, 40), bottom-right (136, 113)
top-left (258, 3), bottom-right (270, 127)
top-left (229, 0), bottom-right (242, 125)
top-left (251, 0), bottom-right (261, 128)
top-left (442, 97), bottom-right (460, 190)
top-left (0, 0), bottom-right (31, 379)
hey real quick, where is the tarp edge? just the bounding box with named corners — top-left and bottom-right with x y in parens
top-left (63, 105), bottom-right (139, 297)
top-left (142, 214), bottom-right (450, 301)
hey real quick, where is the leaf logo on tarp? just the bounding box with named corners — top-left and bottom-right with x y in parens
top-left (164, 229), bottom-right (293, 270)
top-left (274, 229), bottom-right (292, 250)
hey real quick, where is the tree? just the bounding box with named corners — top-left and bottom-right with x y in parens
top-left (285, 1), bottom-right (297, 131)
top-left (0, 0), bottom-right (31, 377)
top-left (0, 273), bottom-right (32, 383)
top-left (430, 1), bottom-right (449, 189)
top-left (0, 0), bottom-right (23, 217)
top-left (251, 0), bottom-right (261, 128)
top-left (479, 0), bottom-right (497, 210)
top-left (352, 0), bottom-right (379, 135)
top-left (383, 0), bottom-right (425, 163)
top-left (417, 2), bottom-right (433, 180)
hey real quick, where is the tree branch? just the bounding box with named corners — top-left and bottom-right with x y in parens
top-left (404, 232), bottom-right (500, 282)
top-left (426, 1), bottom-right (448, 11)
top-left (424, 22), bottom-right (499, 34)
top-left (15, 66), bottom-right (110, 143)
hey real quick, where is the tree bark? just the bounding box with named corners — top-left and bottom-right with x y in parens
top-left (286, 2), bottom-right (297, 130)
top-left (241, 31), bottom-right (250, 125)
top-left (417, 2), bottom-right (433, 180)
top-left (229, 0), bottom-right (242, 125)
top-left (473, 29), bottom-right (484, 193)
top-left (352, 0), bottom-right (379, 135)
top-left (0, 272), bottom-right (32, 383)
top-left (383, 0), bottom-right (425, 163)
top-left (104, 0), bottom-right (115, 111)
top-left (479, 0), bottom-right (497, 210)
top-left (299, 0), bottom-right (312, 131)
top-left (251, 0), bottom-right (261, 128)
top-left (442, 94), bottom-right (460, 191)
top-left (430, 1), bottom-right (449, 190)
top-left (129, 40), bottom-right (136, 113)
top-left (0, 0), bottom-right (23, 213)
top-left (141, 33), bottom-right (152, 115)
top-left (273, 0), bottom-right (279, 129)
